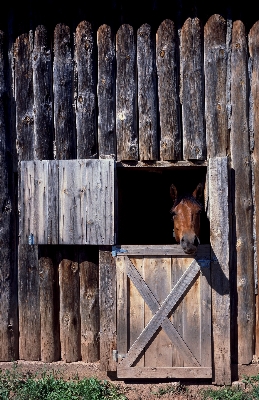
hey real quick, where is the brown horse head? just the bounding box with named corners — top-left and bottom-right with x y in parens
top-left (170, 183), bottom-right (203, 255)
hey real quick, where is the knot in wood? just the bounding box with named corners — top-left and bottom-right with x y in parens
top-left (22, 115), bottom-right (34, 125)
top-left (160, 50), bottom-right (165, 58)
top-left (71, 262), bottom-right (78, 273)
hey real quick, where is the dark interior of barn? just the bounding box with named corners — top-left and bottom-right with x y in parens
top-left (117, 166), bottom-right (209, 244)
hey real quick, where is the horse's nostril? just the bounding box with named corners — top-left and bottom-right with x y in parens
top-left (194, 236), bottom-right (199, 247)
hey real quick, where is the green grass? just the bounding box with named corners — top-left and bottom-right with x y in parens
top-left (0, 363), bottom-right (127, 400)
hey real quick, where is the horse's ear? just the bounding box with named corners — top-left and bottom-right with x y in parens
top-left (192, 183), bottom-right (204, 202)
top-left (170, 184), bottom-right (178, 204)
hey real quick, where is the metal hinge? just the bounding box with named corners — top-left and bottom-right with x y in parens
top-left (113, 350), bottom-right (126, 362)
top-left (197, 259), bottom-right (210, 268)
top-left (112, 246), bottom-right (128, 257)
top-left (28, 233), bottom-right (34, 245)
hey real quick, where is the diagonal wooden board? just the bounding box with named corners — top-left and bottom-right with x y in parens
top-left (120, 258), bottom-right (201, 367)
top-left (125, 257), bottom-right (200, 367)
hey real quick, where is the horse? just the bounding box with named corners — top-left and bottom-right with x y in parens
top-left (170, 182), bottom-right (204, 255)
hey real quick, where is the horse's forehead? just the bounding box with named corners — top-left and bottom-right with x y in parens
top-left (175, 198), bottom-right (201, 213)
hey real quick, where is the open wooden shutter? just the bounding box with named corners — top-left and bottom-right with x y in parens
top-left (20, 159), bottom-right (115, 245)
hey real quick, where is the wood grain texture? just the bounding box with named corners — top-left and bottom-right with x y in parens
top-left (137, 24), bottom-right (158, 161)
top-left (144, 257), bottom-right (172, 367)
top-left (75, 21), bottom-right (97, 159)
top-left (209, 157), bottom-right (230, 384)
top-left (20, 160), bottom-right (58, 244)
top-left (249, 21), bottom-right (259, 357)
top-left (79, 249), bottom-right (99, 362)
top-left (180, 18), bottom-right (206, 160)
top-left (116, 256), bottom-right (128, 363)
top-left (53, 24), bottom-right (75, 160)
top-left (16, 31), bottom-right (41, 361)
top-left (116, 25), bottom-right (138, 161)
top-left (204, 15), bottom-right (228, 158)
top-left (156, 20), bottom-right (181, 160)
top-left (15, 32), bottom-right (34, 161)
top-left (119, 244), bottom-right (210, 257)
top-left (33, 25), bottom-right (53, 160)
top-left (231, 21), bottom-right (254, 366)
top-left (129, 257), bottom-right (144, 367)
top-left (97, 25), bottom-right (116, 159)
top-left (99, 247), bottom-right (117, 371)
top-left (117, 367), bottom-right (212, 379)
top-left (0, 30), bottom-right (18, 361)
top-left (59, 249), bottom-right (80, 362)
top-left (39, 247), bottom-right (60, 362)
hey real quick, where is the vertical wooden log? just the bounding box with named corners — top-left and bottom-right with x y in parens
top-left (79, 248), bottom-right (99, 362)
top-left (33, 25), bottom-right (53, 160)
top-left (209, 157), bottom-right (230, 385)
top-left (116, 25), bottom-right (138, 161)
top-left (156, 20), bottom-right (181, 160)
top-left (204, 15), bottom-right (228, 158)
top-left (75, 21), bottom-right (97, 159)
top-left (99, 247), bottom-right (117, 371)
top-left (97, 25), bottom-right (116, 159)
top-left (0, 31), bottom-right (18, 361)
top-left (15, 32), bottom-right (41, 360)
top-left (180, 18), bottom-right (205, 160)
top-left (53, 24), bottom-right (75, 160)
top-left (39, 247), bottom-right (60, 362)
top-left (249, 21), bottom-right (259, 357)
top-left (137, 24), bottom-right (158, 161)
top-left (59, 248), bottom-right (80, 362)
top-left (231, 21), bottom-right (254, 365)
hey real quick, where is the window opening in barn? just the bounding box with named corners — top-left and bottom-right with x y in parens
top-left (117, 167), bottom-right (209, 245)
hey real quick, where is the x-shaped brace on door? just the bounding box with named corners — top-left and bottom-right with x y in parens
top-left (119, 257), bottom-right (202, 368)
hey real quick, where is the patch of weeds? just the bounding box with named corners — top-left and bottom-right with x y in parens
top-left (0, 363), bottom-right (127, 400)
top-left (151, 383), bottom-right (187, 397)
top-left (201, 387), bottom-right (249, 400)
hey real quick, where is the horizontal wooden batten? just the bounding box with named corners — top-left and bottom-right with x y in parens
top-left (115, 244), bottom-right (210, 257)
top-left (116, 160), bottom-right (207, 169)
top-left (117, 367), bottom-right (212, 379)
top-left (20, 159), bottom-right (115, 245)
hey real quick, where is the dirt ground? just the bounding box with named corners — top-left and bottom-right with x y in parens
top-left (1, 361), bottom-right (259, 399)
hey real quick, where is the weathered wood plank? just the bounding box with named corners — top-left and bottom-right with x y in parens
top-left (33, 25), bottom-right (53, 160)
top-left (144, 257), bottom-right (172, 367)
top-left (129, 257), bottom-right (144, 367)
top-left (117, 256), bottom-right (128, 363)
top-left (137, 24), bottom-right (158, 161)
top-left (85, 159), bottom-right (115, 245)
top-left (18, 245), bottom-right (40, 360)
top-left (0, 30), bottom-right (18, 361)
top-left (16, 31), bottom-right (41, 360)
top-left (200, 265), bottom-right (212, 367)
top-left (248, 21), bottom-right (259, 357)
top-left (209, 157), bottom-right (230, 384)
top-left (204, 15), bottom-right (228, 158)
top-left (117, 367), bottom-right (212, 379)
top-left (59, 248), bottom-right (80, 362)
top-left (15, 32), bottom-right (34, 161)
top-left (121, 259), bottom-right (200, 367)
top-left (171, 258), bottom-right (186, 367)
top-left (156, 20), bottom-right (181, 160)
top-left (59, 160), bottom-right (88, 244)
top-left (79, 248), bottom-right (99, 362)
top-left (20, 160), bottom-right (58, 244)
top-left (231, 21), bottom-right (254, 366)
top-left (97, 25), bottom-right (116, 159)
top-left (125, 257), bottom-right (199, 367)
top-left (75, 21), bottom-right (96, 159)
top-left (39, 246), bottom-right (60, 362)
top-left (99, 247), bottom-right (117, 371)
top-left (116, 24), bottom-right (138, 161)
top-left (183, 270), bottom-right (200, 364)
top-left (53, 24), bottom-right (75, 159)
top-left (117, 244), bottom-right (210, 257)
top-left (180, 18), bottom-right (205, 160)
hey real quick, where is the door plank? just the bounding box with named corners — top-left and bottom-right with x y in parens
top-left (121, 259), bottom-right (200, 367)
top-left (116, 256), bottom-right (128, 363)
top-left (117, 366), bottom-right (212, 379)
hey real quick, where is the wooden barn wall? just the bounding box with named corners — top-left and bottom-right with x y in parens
top-left (0, 2), bottom-right (259, 368)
